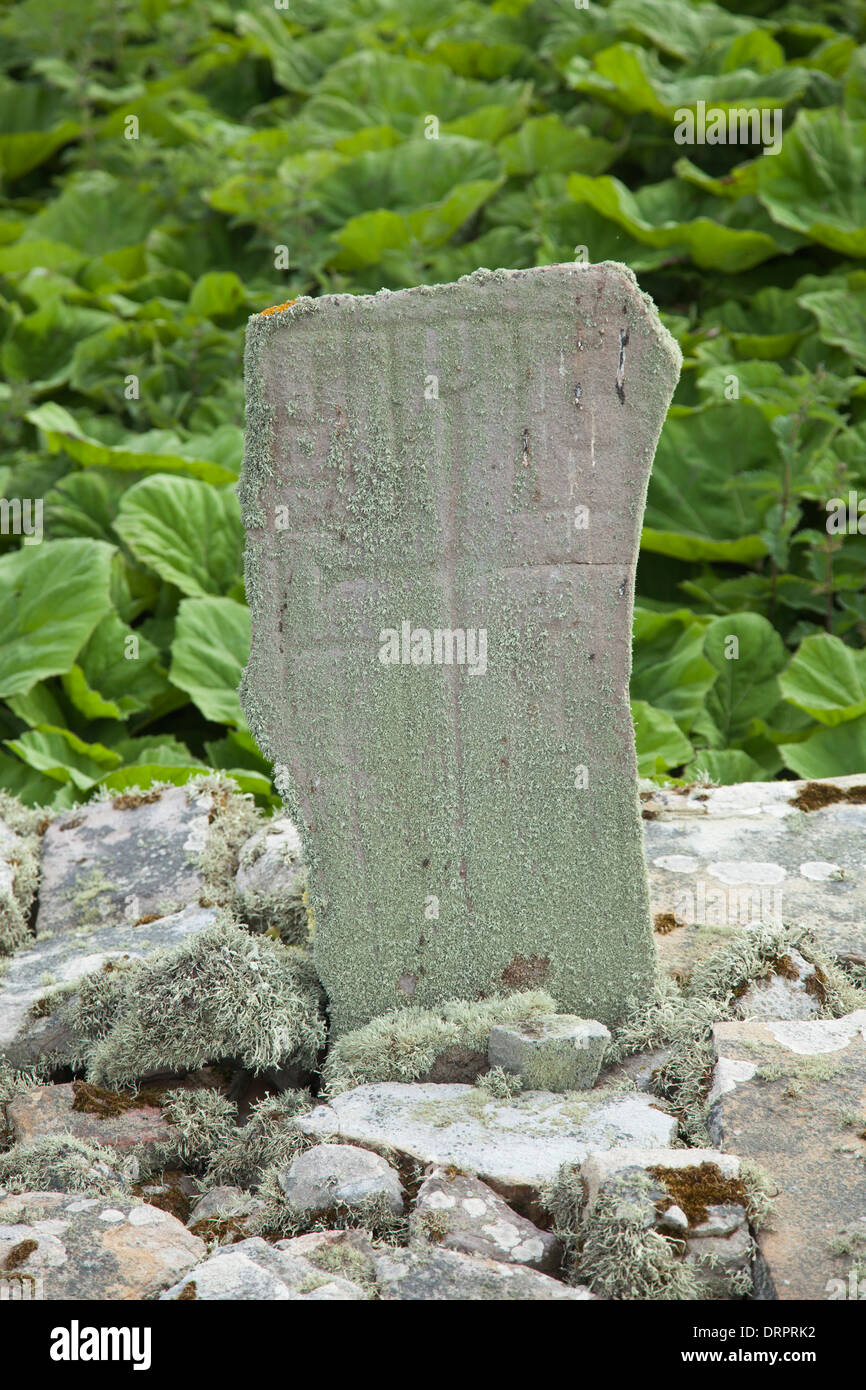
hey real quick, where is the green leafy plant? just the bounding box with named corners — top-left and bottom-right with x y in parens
top-left (1, 0), bottom-right (865, 805)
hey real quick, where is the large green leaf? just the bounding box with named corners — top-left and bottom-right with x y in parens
top-left (0, 80), bottom-right (80, 180)
top-left (643, 406), bottom-right (777, 562)
top-left (701, 614), bottom-right (787, 747)
top-left (113, 475), bottom-right (243, 598)
top-left (169, 597), bottom-right (250, 728)
top-left (780, 715), bottom-right (866, 779)
top-left (61, 612), bottom-right (170, 721)
top-left (632, 607), bottom-right (716, 733)
top-left (0, 539), bottom-right (114, 699)
top-left (27, 404), bottom-right (238, 485)
top-left (631, 699), bottom-right (693, 776)
top-left (757, 109), bottom-right (866, 256)
top-left (780, 634), bottom-right (866, 726)
top-left (4, 726), bottom-right (121, 791)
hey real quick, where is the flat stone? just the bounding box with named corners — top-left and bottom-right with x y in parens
top-left (0, 904), bottom-right (218, 1067)
top-left (159, 1235), bottom-right (370, 1301)
top-left (411, 1168), bottom-right (561, 1272)
top-left (277, 1143), bottom-right (404, 1220)
top-left (488, 1014), bottom-right (610, 1092)
top-left (375, 1245), bottom-right (593, 1300)
top-left (709, 1011), bottom-right (866, 1300)
top-left (6, 1083), bottom-right (177, 1161)
top-left (644, 775), bottom-right (866, 972)
top-left (0, 1190), bottom-right (204, 1300)
top-left (34, 785), bottom-right (218, 939)
top-left (240, 262), bottom-right (681, 1034)
top-left (296, 1082), bottom-right (677, 1215)
top-left (580, 1146), bottom-right (743, 1211)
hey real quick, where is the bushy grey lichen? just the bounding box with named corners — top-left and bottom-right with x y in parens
top-left (154, 1089), bottom-right (239, 1171)
top-left (201, 1091), bottom-right (315, 1190)
top-left (0, 1135), bottom-right (127, 1196)
top-left (565, 1175), bottom-right (702, 1301)
top-left (69, 916), bottom-right (325, 1090)
top-left (0, 790), bottom-right (46, 955)
top-left (321, 990), bottom-right (556, 1095)
top-left (608, 925), bottom-right (864, 1143)
top-left (247, 1171), bottom-right (408, 1246)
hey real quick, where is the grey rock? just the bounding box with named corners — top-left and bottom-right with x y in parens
top-left (0, 1190), bottom-right (204, 1299)
top-left (34, 785), bottom-right (218, 939)
top-left (160, 1235), bottom-right (370, 1300)
top-left (186, 1186), bottom-right (265, 1238)
top-left (488, 1015), bottom-right (610, 1092)
top-left (375, 1245), bottom-right (594, 1300)
top-left (297, 1083), bottom-right (677, 1213)
top-left (709, 1011), bottom-right (866, 1300)
top-left (734, 947), bottom-right (821, 1021)
top-left (278, 1142), bottom-right (404, 1220)
top-left (644, 774), bottom-right (866, 969)
top-left (0, 904), bottom-right (218, 1067)
top-left (580, 1146), bottom-right (753, 1300)
top-left (411, 1168), bottom-right (561, 1272)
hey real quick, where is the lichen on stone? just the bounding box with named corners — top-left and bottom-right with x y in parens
top-left (321, 990), bottom-right (556, 1095)
top-left (68, 915), bottom-right (325, 1090)
top-left (0, 1135), bottom-right (127, 1196)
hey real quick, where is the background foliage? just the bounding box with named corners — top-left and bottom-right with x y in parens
top-left (1, 0), bottom-right (865, 808)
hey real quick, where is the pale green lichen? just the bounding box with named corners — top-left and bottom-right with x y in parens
top-left (201, 1090), bottom-right (315, 1190)
top-left (0, 1135), bottom-right (127, 1196)
top-left (321, 990), bottom-right (556, 1095)
top-left (68, 916), bottom-right (325, 1090)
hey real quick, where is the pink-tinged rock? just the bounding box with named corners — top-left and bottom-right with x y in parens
top-left (6, 1082), bottom-right (177, 1161)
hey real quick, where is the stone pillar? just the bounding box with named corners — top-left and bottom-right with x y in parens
top-left (240, 263), bottom-right (681, 1035)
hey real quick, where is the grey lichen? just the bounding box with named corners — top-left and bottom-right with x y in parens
top-left (201, 1090), bottom-right (315, 1190)
top-left (321, 990), bottom-right (556, 1095)
top-left (0, 1135), bottom-right (127, 1196)
top-left (68, 916), bottom-right (325, 1090)
top-left (0, 790), bottom-right (46, 955)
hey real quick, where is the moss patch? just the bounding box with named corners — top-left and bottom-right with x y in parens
top-left (648, 1162), bottom-right (748, 1227)
top-left (789, 782), bottom-right (866, 812)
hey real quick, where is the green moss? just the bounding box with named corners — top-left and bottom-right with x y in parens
top-left (322, 989), bottom-right (555, 1095)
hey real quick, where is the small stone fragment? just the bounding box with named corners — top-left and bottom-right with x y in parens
top-left (488, 1014), bottom-right (611, 1091)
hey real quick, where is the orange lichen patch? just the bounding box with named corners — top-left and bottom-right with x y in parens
top-left (257, 299), bottom-right (297, 317)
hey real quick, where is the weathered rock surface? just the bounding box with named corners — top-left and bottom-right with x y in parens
top-left (297, 1082), bottom-right (677, 1214)
top-left (34, 786), bottom-right (220, 938)
top-left (6, 1083), bottom-right (177, 1161)
top-left (241, 263), bottom-right (681, 1035)
top-left (159, 1235), bottom-right (371, 1300)
top-left (709, 1011), bottom-right (866, 1300)
top-left (186, 1185), bottom-right (265, 1239)
top-left (0, 1190), bottom-right (205, 1299)
top-left (411, 1168), bottom-right (561, 1272)
top-left (488, 1014), bottom-right (610, 1092)
top-left (278, 1143), bottom-right (404, 1221)
top-left (644, 774), bottom-right (866, 972)
top-left (0, 904), bottom-right (218, 1067)
top-left (375, 1245), bottom-right (593, 1300)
